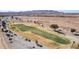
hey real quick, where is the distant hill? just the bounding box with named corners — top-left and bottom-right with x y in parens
top-left (0, 10), bottom-right (63, 16)
top-left (22, 10), bottom-right (63, 14)
top-left (0, 10), bottom-right (79, 18)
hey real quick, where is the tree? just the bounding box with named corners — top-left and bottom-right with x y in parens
top-left (2, 21), bottom-right (6, 29)
top-left (50, 24), bottom-right (59, 29)
top-left (71, 28), bottom-right (76, 33)
top-left (71, 41), bottom-right (79, 49)
top-left (11, 16), bottom-right (14, 19)
top-left (71, 41), bottom-right (75, 48)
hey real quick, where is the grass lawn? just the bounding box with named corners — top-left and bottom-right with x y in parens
top-left (13, 24), bottom-right (70, 44)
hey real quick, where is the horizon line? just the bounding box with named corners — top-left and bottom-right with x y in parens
top-left (0, 10), bottom-right (79, 13)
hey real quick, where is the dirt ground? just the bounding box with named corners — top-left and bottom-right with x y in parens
top-left (0, 30), bottom-right (9, 49)
top-left (16, 16), bottom-right (79, 31)
top-left (1, 14), bottom-right (79, 49)
top-left (16, 16), bottom-right (79, 43)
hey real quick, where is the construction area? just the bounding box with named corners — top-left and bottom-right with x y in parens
top-left (0, 15), bottom-right (79, 49)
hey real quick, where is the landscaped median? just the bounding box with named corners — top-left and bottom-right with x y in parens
top-left (11, 24), bottom-right (71, 45)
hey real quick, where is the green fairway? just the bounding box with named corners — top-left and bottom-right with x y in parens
top-left (13, 24), bottom-right (70, 44)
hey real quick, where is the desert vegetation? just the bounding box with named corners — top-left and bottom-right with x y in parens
top-left (12, 24), bottom-right (70, 44)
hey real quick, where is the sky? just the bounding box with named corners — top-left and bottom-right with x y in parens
top-left (0, 0), bottom-right (79, 13)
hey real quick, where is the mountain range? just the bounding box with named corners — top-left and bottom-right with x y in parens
top-left (0, 10), bottom-right (63, 16)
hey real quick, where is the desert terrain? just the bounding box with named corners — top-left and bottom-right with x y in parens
top-left (0, 12), bottom-right (79, 49)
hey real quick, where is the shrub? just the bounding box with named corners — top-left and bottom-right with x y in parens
top-left (50, 24), bottom-right (59, 29)
top-left (71, 28), bottom-right (76, 32)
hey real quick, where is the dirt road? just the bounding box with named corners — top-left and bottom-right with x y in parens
top-left (0, 31), bottom-right (9, 49)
